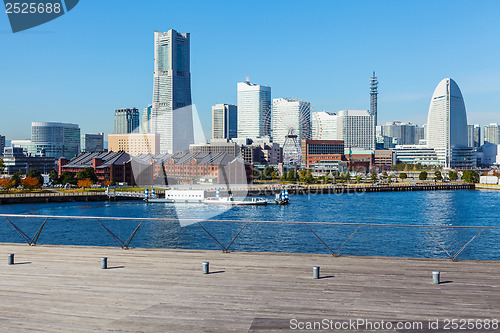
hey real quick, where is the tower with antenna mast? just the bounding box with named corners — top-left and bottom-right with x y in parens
top-left (370, 71), bottom-right (378, 126)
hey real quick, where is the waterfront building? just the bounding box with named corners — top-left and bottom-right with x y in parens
top-left (142, 105), bottom-right (152, 133)
top-left (59, 151), bottom-right (139, 185)
top-left (376, 135), bottom-right (397, 149)
top-left (0, 135), bottom-right (5, 157)
top-left (426, 78), bottom-right (470, 168)
top-left (337, 110), bottom-right (375, 150)
top-left (344, 147), bottom-right (374, 172)
top-left (23, 122), bottom-right (81, 160)
top-left (393, 145), bottom-right (440, 166)
top-left (467, 124), bottom-right (481, 148)
top-left (108, 133), bottom-right (160, 156)
top-left (114, 108), bottom-right (139, 134)
top-left (2, 147), bottom-right (56, 175)
top-left (212, 104), bottom-right (237, 140)
top-left (477, 143), bottom-right (500, 167)
top-left (133, 151), bottom-right (253, 185)
top-left (272, 98), bottom-right (311, 146)
top-left (373, 150), bottom-right (395, 170)
top-left (301, 139), bottom-right (344, 168)
top-left (236, 137), bottom-right (281, 165)
top-left (189, 139), bottom-right (240, 157)
top-left (484, 123), bottom-right (500, 145)
top-left (81, 133), bottom-right (104, 153)
top-left (237, 80), bottom-right (271, 138)
top-left (312, 111), bottom-right (338, 140)
top-left (150, 29), bottom-right (194, 154)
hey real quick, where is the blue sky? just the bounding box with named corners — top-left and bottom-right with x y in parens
top-left (1, 0), bottom-right (499, 140)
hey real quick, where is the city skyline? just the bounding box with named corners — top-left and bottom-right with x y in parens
top-left (1, 1), bottom-right (500, 140)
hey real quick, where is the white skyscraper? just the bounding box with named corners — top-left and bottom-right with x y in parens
top-left (312, 111), bottom-right (339, 140)
top-left (426, 78), bottom-right (470, 168)
top-left (337, 110), bottom-right (375, 150)
top-left (484, 123), bottom-right (500, 145)
top-left (150, 30), bottom-right (193, 153)
top-left (271, 98), bottom-right (311, 146)
top-left (237, 80), bottom-right (271, 138)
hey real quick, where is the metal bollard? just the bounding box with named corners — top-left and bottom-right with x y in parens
top-left (8, 253), bottom-right (14, 265)
top-left (432, 271), bottom-right (440, 284)
top-left (313, 266), bottom-right (320, 279)
top-left (101, 257), bottom-right (108, 269)
top-left (202, 261), bottom-right (209, 274)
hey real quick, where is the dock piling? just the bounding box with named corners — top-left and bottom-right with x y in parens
top-left (313, 266), bottom-right (320, 279)
top-left (8, 253), bottom-right (14, 265)
top-left (432, 271), bottom-right (440, 284)
top-left (202, 261), bottom-right (209, 274)
top-left (101, 257), bottom-right (108, 269)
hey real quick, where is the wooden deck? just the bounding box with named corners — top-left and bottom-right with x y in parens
top-left (0, 243), bottom-right (498, 332)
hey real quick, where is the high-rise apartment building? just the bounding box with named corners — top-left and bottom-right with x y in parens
top-left (381, 122), bottom-right (423, 145)
top-left (484, 123), bottom-right (500, 145)
top-left (142, 105), bottom-right (152, 133)
top-left (81, 133), bottom-right (104, 152)
top-left (150, 29), bottom-right (193, 154)
top-left (0, 135), bottom-right (5, 156)
top-left (467, 124), bottom-right (481, 148)
top-left (212, 104), bottom-right (237, 140)
top-left (312, 111), bottom-right (338, 140)
top-left (114, 108), bottom-right (139, 134)
top-left (337, 110), bottom-right (375, 150)
top-left (272, 98), bottom-right (311, 146)
top-left (237, 80), bottom-right (271, 138)
top-left (426, 78), bottom-right (473, 168)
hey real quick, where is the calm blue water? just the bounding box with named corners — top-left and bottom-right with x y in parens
top-left (0, 190), bottom-right (499, 260)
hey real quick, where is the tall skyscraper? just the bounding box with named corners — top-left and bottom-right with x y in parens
top-left (30, 122), bottom-right (80, 159)
top-left (337, 110), bottom-right (375, 150)
top-left (237, 80), bottom-right (271, 138)
top-left (369, 72), bottom-right (378, 126)
top-left (467, 124), bottom-right (481, 148)
top-left (212, 104), bottom-right (237, 140)
top-left (484, 123), bottom-right (500, 145)
top-left (426, 78), bottom-right (471, 168)
top-left (114, 108), bottom-right (139, 134)
top-left (272, 98), bottom-right (311, 146)
top-left (81, 133), bottom-right (104, 152)
top-left (150, 29), bottom-right (193, 153)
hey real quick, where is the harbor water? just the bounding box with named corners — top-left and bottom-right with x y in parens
top-left (0, 190), bottom-right (499, 260)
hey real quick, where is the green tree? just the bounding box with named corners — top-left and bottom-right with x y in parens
top-left (261, 165), bottom-right (274, 181)
top-left (462, 170), bottom-right (479, 183)
top-left (371, 173), bottom-right (378, 182)
top-left (60, 171), bottom-right (77, 185)
top-left (0, 158), bottom-right (4, 174)
top-left (49, 170), bottom-right (60, 185)
top-left (11, 171), bottom-right (23, 188)
top-left (399, 172), bottom-right (408, 180)
top-left (304, 171), bottom-right (314, 184)
top-left (448, 171), bottom-right (458, 181)
top-left (434, 170), bottom-right (442, 181)
top-left (286, 169), bottom-right (297, 182)
top-left (419, 171), bottom-right (428, 181)
top-left (26, 169), bottom-right (44, 186)
top-left (253, 168), bottom-right (261, 180)
top-left (356, 175), bottom-right (362, 183)
top-left (387, 175), bottom-right (392, 183)
top-left (76, 167), bottom-right (98, 183)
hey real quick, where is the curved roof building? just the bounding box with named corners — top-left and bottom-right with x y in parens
top-left (426, 78), bottom-right (469, 168)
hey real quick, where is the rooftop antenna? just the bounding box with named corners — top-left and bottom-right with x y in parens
top-left (245, 75), bottom-right (250, 83)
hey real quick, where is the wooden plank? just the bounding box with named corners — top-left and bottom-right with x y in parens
top-left (0, 243), bottom-right (498, 332)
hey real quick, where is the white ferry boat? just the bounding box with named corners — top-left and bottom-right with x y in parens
top-left (145, 190), bottom-right (206, 203)
top-left (203, 196), bottom-right (267, 206)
